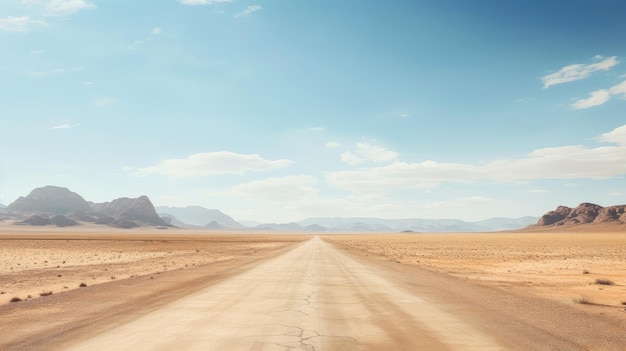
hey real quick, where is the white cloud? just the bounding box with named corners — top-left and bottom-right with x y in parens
top-left (234, 5), bottom-right (262, 19)
top-left (328, 124), bottom-right (626, 193)
top-left (0, 16), bottom-right (45, 32)
top-left (340, 141), bottom-right (399, 165)
top-left (597, 124), bottom-right (626, 145)
top-left (151, 27), bottom-right (162, 35)
top-left (527, 189), bottom-right (547, 194)
top-left (308, 127), bottom-right (325, 132)
top-left (572, 79), bottom-right (626, 109)
top-left (52, 123), bottom-right (81, 130)
top-left (178, 0), bottom-right (231, 5)
top-left (542, 56), bottom-right (619, 88)
top-left (231, 175), bottom-right (319, 202)
top-left (45, 0), bottom-right (96, 17)
top-left (399, 113), bottom-right (410, 118)
top-left (424, 196), bottom-right (497, 210)
top-left (325, 141), bottom-right (341, 148)
top-left (130, 151), bottom-right (293, 178)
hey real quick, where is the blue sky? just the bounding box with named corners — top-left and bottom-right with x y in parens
top-left (1, 0), bottom-right (626, 223)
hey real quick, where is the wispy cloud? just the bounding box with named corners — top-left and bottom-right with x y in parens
top-left (45, 0), bottom-right (96, 17)
top-left (542, 55), bottom-right (619, 89)
top-left (571, 80), bottom-right (626, 109)
top-left (27, 66), bottom-right (84, 78)
top-left (0, 16), bottom-right (45, 32)
top-left (127, 27), bottom-right (164, 50)
top-left (325, 141), bottom-right (341, 148)
top-left (52, 123), bottom-right (81, 130)
top-left (308, 127), bottom-right (325, 132)
top-left (93, 97), bottom-right (114, 107)
top-left (340, 141), bottom-right (399, 165)
top-left (128, 151), bottom-right (293, 178)
top-left (234, 5), bottom-right (262, 19)
top-left (328, 124), bottom-right (626, 193)
top-left (178, 0), bottom-right (232, 5)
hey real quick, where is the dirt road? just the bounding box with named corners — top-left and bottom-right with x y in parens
top-left (65, 237), bottom-right (502, 350)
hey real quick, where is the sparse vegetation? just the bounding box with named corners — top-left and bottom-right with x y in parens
top-left (621, 301), bottom-right (626, 306)
top-left (10, 297), bottom-right (22, 303)
top-left (79, 282), bottom-right (87, 287)
top-left (594, 278), bottom-right (615, 286)
top-left (574, 297), bottom-right (592, 305)
top-left (582, 269), bottom-right (590, 274)
top-left (39, 291), bottom-right (53, 297)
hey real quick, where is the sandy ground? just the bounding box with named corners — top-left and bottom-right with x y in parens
top-left (324, 231), bottom-right (626, 319)
top-left (1, 228), bottom-right (625, 350)
top-left (0, 227), bottom-right (305, 306)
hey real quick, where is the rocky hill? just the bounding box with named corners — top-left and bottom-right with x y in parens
top-left (5, 186), bottom-right (170, 229)
top-left (536, 203), bottom-right (626, 227)
top-left (8, 186), bottom-right (91, 214)
top-left (91, 196), bottom-right (170, 227)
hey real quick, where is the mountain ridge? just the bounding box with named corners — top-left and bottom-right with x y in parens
top-left (4, 186), bottom-right (170, 229)
top-left (534, 203), bottom-right (626, 228)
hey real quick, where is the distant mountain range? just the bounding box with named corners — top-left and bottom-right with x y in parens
top-left (2, 186), bottom-right (170, 229)
top-left (155, 206), bottom-right (243, 229)
top-left (1, 185), bottom-right (549, 232)
top-left (253, 216), bottom-right (538, 233)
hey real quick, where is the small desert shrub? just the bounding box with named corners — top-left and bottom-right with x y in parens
top-left (10, 297), bottom-right (22, 303)
top-left (39, 291), bottom-right (53, 297)
top-left (621, 301), bottom-right (626, 306)
top-left (594, 278), bottom-right (615, 286)
top-left (574, 297), bottom-right (592, 305)
top-left (79, 283), bottom-right (87, 288)
top-left (582, 269), bottom-right (590, 274)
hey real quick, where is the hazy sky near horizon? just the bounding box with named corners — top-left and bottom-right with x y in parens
top-left (2, 0), bottom-right (626, 222)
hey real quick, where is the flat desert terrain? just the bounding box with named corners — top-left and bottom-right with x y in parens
top-left (1, 226), bottom-right (625, 350)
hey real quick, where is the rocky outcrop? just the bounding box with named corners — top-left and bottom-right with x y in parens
top-left (537, 203), bottom-right (626, 227)
top-left (8, 186), bottom-right (91, 215)
top-left (50, 215), bottom-right (79, 227)
top-left (17, 215), bottom-right (53, 226)
top-left (92, 196), bottom-right (170, 227)
top-left (537, 206), bottom-right (572, 226)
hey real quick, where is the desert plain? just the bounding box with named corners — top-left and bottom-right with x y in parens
top-left (1, 224), bottom-right (625, 350)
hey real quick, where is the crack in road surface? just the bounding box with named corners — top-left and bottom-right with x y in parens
top-left (65, 237), bottom-right (503, 350)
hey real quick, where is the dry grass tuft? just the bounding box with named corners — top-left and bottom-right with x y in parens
top-left (10, 297), bottom-right (22, 303)
top-left (574, 295), bottom-right (595, 305)
top-left (39, 291), bottom-right (53, 297)
top-left (79, 282), bottom-right (87, 287)
top-left (594, 278), bottom-right (615, 286)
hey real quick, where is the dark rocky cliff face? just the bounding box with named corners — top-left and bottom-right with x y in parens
top-left (537, 203), bottom-right (626, 227)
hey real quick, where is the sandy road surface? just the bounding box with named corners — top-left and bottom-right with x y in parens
top-left (65, 237), bottom-right (503, 350)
